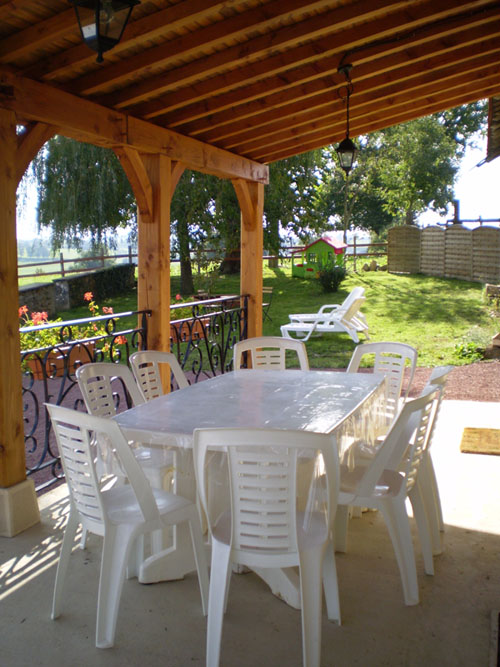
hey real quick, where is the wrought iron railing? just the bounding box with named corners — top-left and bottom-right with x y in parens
top-left (20, 295), bottom-right (248, 492)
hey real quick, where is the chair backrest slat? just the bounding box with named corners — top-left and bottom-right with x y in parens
top-left (233, 336), bottom-right (309, 371)
top-left (194, 428), bottom-right (339, 559)
top-left (130, 350), bottom-right (189, 400)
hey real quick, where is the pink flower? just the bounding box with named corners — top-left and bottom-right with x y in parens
top-left (102, 306), bottom-right (113, 314)
top-left (19, 305), bottom-right (28, 318)
top-left (175, 294), bottom-right (182, 301)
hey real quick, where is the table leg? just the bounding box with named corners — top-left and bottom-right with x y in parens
top-left (139, 449), bottom-right (200, 584)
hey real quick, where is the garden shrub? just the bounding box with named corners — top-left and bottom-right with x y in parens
top-left (317, 264), bottom-right (347, 292)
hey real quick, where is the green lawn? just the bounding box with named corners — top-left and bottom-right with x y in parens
top-left (54, 260), bottom-right (499, 369)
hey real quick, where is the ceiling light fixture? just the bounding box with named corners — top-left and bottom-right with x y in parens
top-left (336, 64), bottom-right (357, 176)
top-left (69, 0), bottom-right (140, 63)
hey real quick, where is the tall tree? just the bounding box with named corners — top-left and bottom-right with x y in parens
top-left (31, 136), bottom-right (136, 250)
top-left (311, 101), bottom-right (487, 234)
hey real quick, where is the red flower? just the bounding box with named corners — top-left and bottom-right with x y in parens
top-left (83, 292), bottom-right (93, 302)
top-left (102, 306), bottom-right (113, 314)
top-left (18, 305), bottom-right (28, 318)
top-left (306, 267), bottom-right (314, 272)
top-left (175, 294), bottom-right (182, 301)
top-left (114, 335), bottom-right (127, 345)
top-left (31, 311), bottom-right (49, 325)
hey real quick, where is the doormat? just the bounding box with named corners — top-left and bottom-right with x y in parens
top-left (490, 610), bottom-right (499, 667)
top-left (460, 428), bottom-right (500, 456)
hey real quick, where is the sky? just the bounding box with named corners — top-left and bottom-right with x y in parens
top-left (16, 134), bottom-right (500, 241)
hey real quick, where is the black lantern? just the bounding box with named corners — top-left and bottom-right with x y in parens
top-left (336, 64), bottom-right (357, 175)
top-left (70, 0), bottom-right (140, 63)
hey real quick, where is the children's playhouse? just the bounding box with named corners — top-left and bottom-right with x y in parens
top-left (291, 235), bottom-right (347, 278)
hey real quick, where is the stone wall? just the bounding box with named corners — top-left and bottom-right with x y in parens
top-left (18, 264), bottom-right (136, 317)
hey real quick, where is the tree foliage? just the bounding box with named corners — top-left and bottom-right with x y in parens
top-left (311, 101), bottom-right (487, 233)
top-left (31, 136), bottom-right (136, 250)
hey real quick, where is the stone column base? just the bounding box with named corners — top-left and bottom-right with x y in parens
top-left (0, 479), bottom-right (40, 537)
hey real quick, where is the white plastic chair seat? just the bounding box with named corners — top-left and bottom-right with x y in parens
top-left (104, 485), bottom-right (192, 524)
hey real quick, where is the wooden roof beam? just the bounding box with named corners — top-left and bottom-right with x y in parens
top-left (161, 16), bottom-right (499, 132)
top-left (96, 0), bottom-right (413, 109)
top-left (67, 0), bottom-right (336, 96)
top-left (21, 0), bottom-right (229, 81)
top-left (0, 68), bottom-right (268, 184)
top-left (201, 45), bottom-right (500, 147)
top-left (229, 65), bottom-right (500, 157)
top-left (0, 9), bottom-right (76, 63)
top-left (252, 79), bottom-right (500, 163)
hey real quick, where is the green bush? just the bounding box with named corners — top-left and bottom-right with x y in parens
top-left (317, 264), bottom-right (347, 292)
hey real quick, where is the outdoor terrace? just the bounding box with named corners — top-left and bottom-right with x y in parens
top-left (1, 398), bottom-right (499, 666)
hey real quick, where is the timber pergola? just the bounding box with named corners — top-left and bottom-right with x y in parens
top-left (1, 1), bottom-right (499, 535)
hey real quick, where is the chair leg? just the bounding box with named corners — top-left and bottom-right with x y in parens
top-left (298, 544), bottom-right (325, 667)
top-left (425, 453), bottom-right (445, 533)
top-left (96, 525), bottom-right (135, 649)
top-left (206, 540), bottom-right (232, 667)
top-left (322, 540), bottom-right (341, 624)
top-left (333, 505), bottom-right (350, 553)
top-left (187, 512), bottom-right (210, 616)
top-left (409, 484), bottom-right (434, 575)
top-left (379, 499), bottom-right (419, 606)
top-left (52, 509), bottom-right (80, 620)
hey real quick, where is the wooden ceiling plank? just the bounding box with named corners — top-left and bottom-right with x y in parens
top-left (0, 68), bottom-right (268, 183)
top-left (110, 0), bottom-right (495, 120)
top-left (223, 61), bottom-right (500, 154)
top-left (68, 0), bottom-right (337, 96)
top-left (21, 0), bottom-right (230, 81)
top-left (249, 76), bottom-right (500, 162)
top-left (195, 41), bottom-right (500, 145)
top-left (0, 9), bottom-right (76, 62)
top-left (160, 16), bottom-right (499, 132)
top-left (97, 0), bottom-right (413, 109)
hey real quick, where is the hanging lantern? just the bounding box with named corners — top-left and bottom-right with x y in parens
top-left (336, 63), bottom-right (358, 176)
top-left (70, 0), bottom-right (140, 63)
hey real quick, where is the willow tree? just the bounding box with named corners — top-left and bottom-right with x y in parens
top-left (31, 136), bottom-right (136, 251)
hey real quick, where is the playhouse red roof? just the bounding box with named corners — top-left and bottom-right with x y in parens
top-left (292, 236), bottom-right (348, 254)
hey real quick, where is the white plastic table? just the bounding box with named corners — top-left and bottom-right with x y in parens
top-left (115, 369), bottom-right (387, 604)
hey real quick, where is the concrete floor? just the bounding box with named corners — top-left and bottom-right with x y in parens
top-left (1, 400), bottom-right (499, 666)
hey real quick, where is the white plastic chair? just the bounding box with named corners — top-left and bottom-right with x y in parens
top-left (193, 427), bottom-right (340, 667)
top-left (129, 350), bottom-right (188, 400)
top-left (76, 362), bottom-right (171, 489)
top-left (416, 365), bottom-right (454, 554)
top-left (347, 342), bottom-right (418, 422)
top-left (76, 362), bottom-right (174, 555)
top-left (335, 386), bottom-right (440, 606)
top-left (47, 404), bottom-right (208, 649)
top-left (232, 336), bottom-right (309, 370)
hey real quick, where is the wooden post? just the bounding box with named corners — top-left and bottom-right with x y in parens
top-left (233, 179), bottom-right (264, 340)
top-left (137, 153), bottom-right (172, 353)
top-left (0, 109), bottom-right (40, 536)
top-left (59, 251), bottom-right (65, 277)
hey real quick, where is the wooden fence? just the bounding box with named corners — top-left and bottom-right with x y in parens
top-left (388, 224), bottom-right (500, 284)
top-left (18, 240), bottom-right (389, 280)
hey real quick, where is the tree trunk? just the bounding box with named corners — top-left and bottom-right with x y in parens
top-left (177, 216), bottom-right (194, 295)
